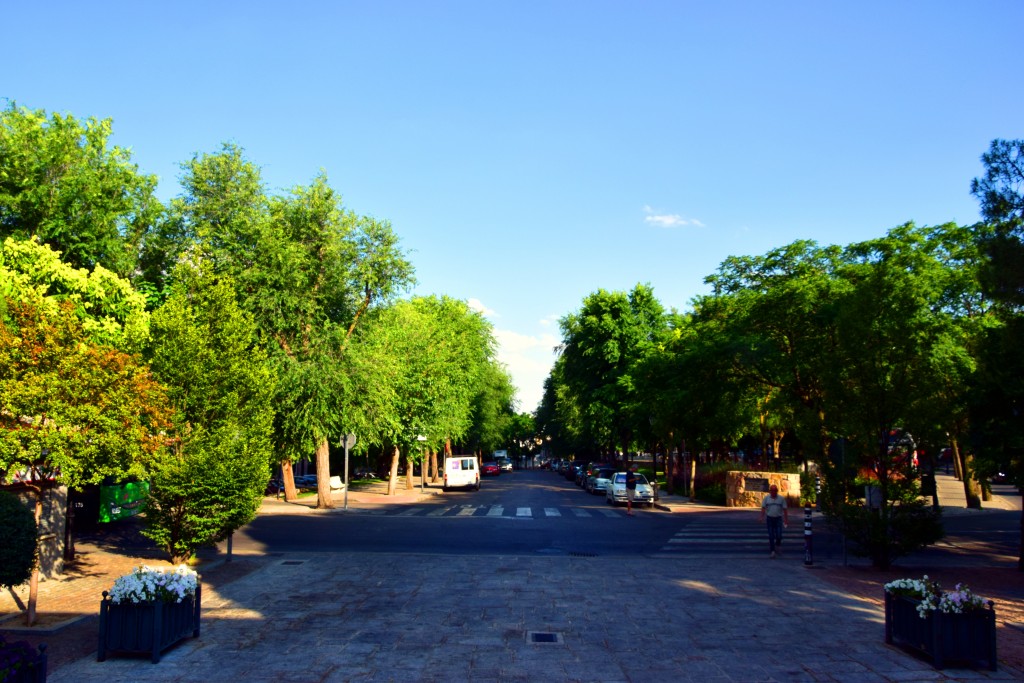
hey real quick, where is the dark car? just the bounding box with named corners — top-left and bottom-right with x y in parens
top-left (481, 461), bottom-right (501, 476)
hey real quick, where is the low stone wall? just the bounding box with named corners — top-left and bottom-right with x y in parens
top-left (725, 471), bottom-right (800, 508)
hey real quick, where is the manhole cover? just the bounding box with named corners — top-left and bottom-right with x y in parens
top-left (280, 560), bottom-right (305, 566)
top-left (527, 631), bottom-right (563, 645)
top-left (569, 551), bottom-right (597, 558)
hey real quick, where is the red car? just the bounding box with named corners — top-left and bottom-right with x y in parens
top-left (481, 461), bottom-right (501, 476)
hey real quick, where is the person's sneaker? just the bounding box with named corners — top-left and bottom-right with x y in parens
top-left (770, 551), bottom-right (776, 558)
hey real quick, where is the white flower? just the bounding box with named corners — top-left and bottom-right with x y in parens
top-left (885, 575), bottom-right (988, 619)
top-left (109, 564), bottom-right (198, 604)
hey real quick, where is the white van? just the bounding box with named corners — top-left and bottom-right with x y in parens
top-left (443, 456), bottom-right (480, 492)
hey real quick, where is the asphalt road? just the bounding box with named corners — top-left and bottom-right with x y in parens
top-left (223, 470), bottom-right (851, 560)
top-left (226, 470), bottom-right (678, 557)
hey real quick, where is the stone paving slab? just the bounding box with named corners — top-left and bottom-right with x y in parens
top-left (41, 552), bottom-right (1024, 683)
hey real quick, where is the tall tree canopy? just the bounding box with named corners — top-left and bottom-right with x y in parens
top-left (145, 144), bottom-right (414, 507)
top-left (0, 103), bottom-right (161, 278)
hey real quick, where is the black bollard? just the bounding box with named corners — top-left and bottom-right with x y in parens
top-left (803, 503), bottom-right (813, 566)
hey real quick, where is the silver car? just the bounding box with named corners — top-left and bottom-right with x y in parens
top-left (606, 472), bottom-right (654, 507)
top-left (586, 468), bottom-right (616, 494)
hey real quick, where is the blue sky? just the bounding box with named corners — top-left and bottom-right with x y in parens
top-left (5, 1), bottom-right (1022, 412)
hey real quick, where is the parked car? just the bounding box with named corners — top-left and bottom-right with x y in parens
top-left (294, 475), bottom-right (317, 489)
top-left (574, 462), bottom-right (592, 486)
top-left (585, 468), bottom-right (616, 495)
top-left (481, 461), bottom-right (501, 477)
top-left (497, 457), bottom-right (513, 473)
top-left (606, 472), bottom-right (655, 507)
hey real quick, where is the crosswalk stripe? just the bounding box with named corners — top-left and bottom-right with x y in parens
top-left (516, 507), bottom-right (532, 517)
top-left (456, 506), bottom-right (478, 517)
top-left (668, 538), bottom-right (765, 545)
top-left (427, 507), bottom-right (448, 516)
top-left (544, 508), bottom-right (561, 517)
top-left (487, 506), bottom-right (504, 517)
top-left (397, 507), bottom-right (425, 516)
top-left (572, 508), bottom-right (592, 517)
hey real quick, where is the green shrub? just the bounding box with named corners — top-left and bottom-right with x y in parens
top-left (0, 492), bottom-right (36, 589)
top-left (827, 500), bottom-right (943, 569)
top-left (695, 482), bottom-right (726, 505)
top-left (0, 633), bottom-right (47, 681)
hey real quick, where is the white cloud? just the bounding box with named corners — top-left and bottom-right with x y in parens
top-left (538, 313), bottom-right (559, 327)
top-left (467, 297), bottom-right (496, 317)
top-left (643, 205), bottom-right (703, 228)
top-left (493, 328), bottom-right (560, 413)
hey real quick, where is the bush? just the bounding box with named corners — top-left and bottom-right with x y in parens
top-left (695, 482), bottom-right (726, 505)
top-left (0, 633), bottom-right (46, 683)
top-left (827, 499), bottom-right (943, 569)
top-left (0, 492), bottom-right (36, 589)
top-left (693, 461), bottom-right (739, 505)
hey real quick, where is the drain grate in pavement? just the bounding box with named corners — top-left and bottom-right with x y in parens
top-left (280, 560), bottom-right (306, 566)
top-left (569, 551), bottom-right (597, 558)
top-left (527, 631), bottom-right (563, 645)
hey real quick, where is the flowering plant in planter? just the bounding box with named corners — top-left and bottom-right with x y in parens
top-left (883, 575), bottom-right (997, 670)
top-left (108, 564), bottom-right (198, 604)
top-left (936, 583), bottom-right (989, 614)
top-left (883, 575), bottom-right (941, 617)
top-left (884, 575), bottom-right (990, 618)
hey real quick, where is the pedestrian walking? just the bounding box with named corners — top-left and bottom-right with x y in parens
top-left (625, 465), bottom-right (637, 516)
top-left (759, 484), bottom-right (788, 557)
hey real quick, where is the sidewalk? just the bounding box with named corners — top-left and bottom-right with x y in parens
top-left (2, 477), bottom-right (1022, 682)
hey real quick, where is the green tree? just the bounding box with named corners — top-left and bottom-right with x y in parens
top-left (0, 103), bottom-right (161, 278)
top-left (970, 139), bottom-right (1024, 569)
top-left (0, 491), bottom-right (36, 591)
top-left (151, 146), bottom-right (414, 508)
top-left (351, 296), bottom-right (497, 492)
top-left (142, 268), bottom-right (277, 563)
top-left (0, 297), bottom-right (171, 623)
top-left (558, 284), bottom-right (666, 459)
top-left (463, 361), bottom-right (517, 457)
top-left (699, 241), bottom-right (846, 467)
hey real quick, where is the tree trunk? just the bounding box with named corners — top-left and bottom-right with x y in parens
top-left (952, 439), bottom-right (983, 509)
top-left (1019, 496), bottom-right (1023, 572)
top-left (387, 445), bottom-right (400, 496)
top-left (281, 460), bottom-right (298, 502)
top-left (665, 443), bottom-right (675, 495)
top-left (64, 488), bottom-right (76, 562)
top-left (26, 491), bottom-right (42, 627)
top-left (405, 455), bottom-right (414, 490)
top-left (315, 437), bottom-right (334, 509)
top-left (431, 449), bottom-right (440, 483)
top-left (688, 457), bottom-right (696, 499)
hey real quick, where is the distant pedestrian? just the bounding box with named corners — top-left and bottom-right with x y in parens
top-left (625, 465), bottom-right (638, 516)
top-left (759, 484), bottom-right (788, 558)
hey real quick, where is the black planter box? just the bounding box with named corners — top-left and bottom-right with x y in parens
top-left (884, 592), bottom-right (997, 670)
top-left (97, 585), bottom-right (201, 664)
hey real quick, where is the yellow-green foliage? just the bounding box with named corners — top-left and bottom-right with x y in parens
top-left (0, 237), bottom-right (149, 351)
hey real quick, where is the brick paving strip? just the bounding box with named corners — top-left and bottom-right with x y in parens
top-left (0, 544), bottom-right (273, 673)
